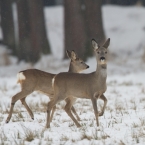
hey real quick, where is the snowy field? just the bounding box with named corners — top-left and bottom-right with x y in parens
top-left (0, 5), bottom-right (145, 145)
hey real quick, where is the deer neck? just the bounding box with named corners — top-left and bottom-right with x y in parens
top-left (96, 63), bottom-right (107, 79)
top-left (68, 62), bottom-right (78, 73)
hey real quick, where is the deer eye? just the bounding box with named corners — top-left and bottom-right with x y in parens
top-left (105, 51), bottom-right (107, 54)
top-left (97, 51), bottom-right (100, 54)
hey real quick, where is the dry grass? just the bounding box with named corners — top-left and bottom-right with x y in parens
top-left (21, 124), bottom-right (40, 142)
top-left (0, 80), bottom-right (145, 144)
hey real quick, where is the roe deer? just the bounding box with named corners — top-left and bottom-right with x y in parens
top-left (6, 50), bottom-right (89, 123)
top-left (46, 38), bottom-right (110, 128)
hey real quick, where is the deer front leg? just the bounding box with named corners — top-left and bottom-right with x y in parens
top-left (46, 99), bottom-right (58, 128)
top-left (99, 94), bottom-right (107, 116)
top-left (20, 97), bottom-right (34, 120)
top-left (91, 92), bottom-right (99, 126)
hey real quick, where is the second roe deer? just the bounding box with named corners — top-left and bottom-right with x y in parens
top-left (6, 50), bottom-right (89, 123)
top-left (46, 38), bottom-right (110, 128)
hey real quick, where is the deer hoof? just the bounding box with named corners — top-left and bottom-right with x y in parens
top-left (77, 124), bottom-right (81, 128)
top-left (99, 112), bottom-right (104, 116)
top-left (46, 125), bottom-right (50, 128)
top-left (6, 120), bottom-right (9, 123)
top-left (77, 117), bottom-right (81, 121)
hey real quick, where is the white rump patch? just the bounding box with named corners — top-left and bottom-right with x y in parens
top-left (52, 77), bottom-right (55, 88)
top-left (17, 72), bottom-right (26, 83)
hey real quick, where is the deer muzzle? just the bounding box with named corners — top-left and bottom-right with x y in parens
top-left (100, 57), bottom-right (106, 64)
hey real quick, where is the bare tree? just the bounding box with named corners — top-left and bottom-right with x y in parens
top-left (27, 0), bottom-right (51, 54)
top-left (17, 0), bottom-right (32, 62)
top-left (64, 0), bottom-right (87, 59)
top-left (84, 0), bottom-right (105, 57)
top-left (17, 0), bottom-right (51, 63)
top-left (64, 0), bottom-right (105, 60)
top-left (141, 0), bottom-right (145, 6)
top-left (0, 0), bottom-right (16, 54)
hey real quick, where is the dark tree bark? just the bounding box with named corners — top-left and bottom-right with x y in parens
top-left (64, 0), bottom-right (105, 60)
top-left (0, 0), bottom-right (16, 54)
top-left (43, 0), bottom-right (56, 6)
top-left (84, 0), bottom-right (106, 57)
top-left (102, 0), bottom-right (138, 5)
top-left (141, 0), bottom-right (145, 6)
top-left (17, 0), bottom-right (32, 62)
top-left (64, 0), bottom-right (87, 60)
top-left (17, 0), bottom-right (51, 63)
top-left (27, 0), bottom-right (51, 54)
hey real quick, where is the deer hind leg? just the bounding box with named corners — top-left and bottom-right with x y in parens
top-left (50, 105), bottom-right (56, 122)
top-left (6, 90), bottom-right (32, 123)
top-left (20, 97), bottom-right (34, 120)
top-left (64, 97), bottom-right (81, 127)
top-left (65, 97), bottom-right (81, 121)
top-left (71, 106), bottom-right (81, 121)
top-left (99, 94), bottom-right (107, 116)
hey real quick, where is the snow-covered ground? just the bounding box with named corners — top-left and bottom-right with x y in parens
top-left (0, 5), bottom-right (145, 145)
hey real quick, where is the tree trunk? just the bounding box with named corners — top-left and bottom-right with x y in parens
top-left (17, 0), bottom-right (32, 62)
top-left (64, 0), bottom-right (87, 60)
top-left (27, 0), bottom-right (51, 54)
top-left (17, 0), bottom-right (51, 63)
top-left (141, 0), bottom-right (145, 6)
top-left (0, 0), bottom-right (16, 54)
top-left (84, 0), bottom-right (106, 57)
top-left (64, 0), bottom-right (105, 60)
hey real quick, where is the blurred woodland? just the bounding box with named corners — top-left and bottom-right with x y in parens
top-left (0, 0), bottom-right (145, 63)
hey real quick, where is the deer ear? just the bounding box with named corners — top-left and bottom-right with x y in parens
top-left (71, 50), bottom-right (77, 60)
top-left (103, 38), bottom-right (110, 48)
top-left (66, 50), bottom-right (71, 59)
top-left (91, 39), bottom-right (99, 50)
